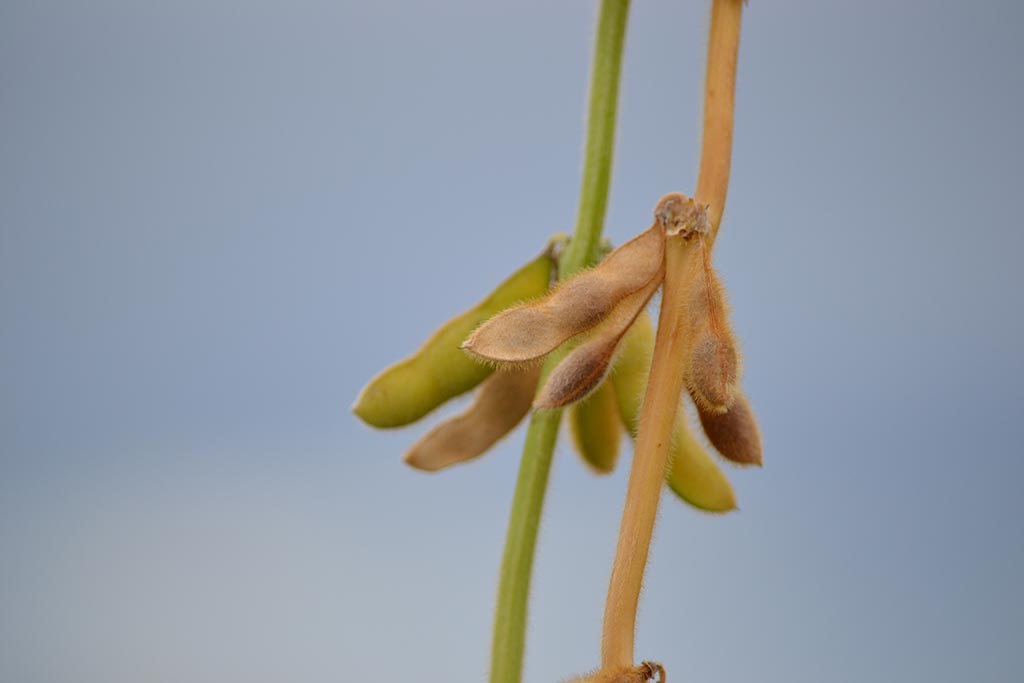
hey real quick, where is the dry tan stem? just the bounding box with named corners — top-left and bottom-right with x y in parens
top-left (600, 0), bottom-right (744, 668)
top-left (697, 0), bottom-right (742, 243)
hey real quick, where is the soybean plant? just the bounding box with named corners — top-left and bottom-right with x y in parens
top-left (353, 1), bottom-right (760, 681)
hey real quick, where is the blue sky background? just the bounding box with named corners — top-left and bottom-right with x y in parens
top-left (2, 1), bottom-right (1022, 681)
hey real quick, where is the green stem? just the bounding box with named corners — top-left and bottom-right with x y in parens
top-left (489, 410), bottom-right (560, 683)
top-left (562, 0), bottom-right (631, 279)
top-left (489, 2), bottom-right (630, 682)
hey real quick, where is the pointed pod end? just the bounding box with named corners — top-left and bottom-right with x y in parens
top-left (351, 391), bottom-right (390, 429)
top-left (698, 395), bottom-right (764, 468)
top-left (532, 379), bottom-right (567, 411)
top-left (350, 402), bottom-right (370, 425)
top-left (459, 316), bottom-right (551, 366)
top-left (458, 335), bottom-right (502, 365)
top-left (685, 492), bottom-right (740, 515)
top-left (531, 396), bottom-right (561, 412)
top-left (458, 329), bottom-right (479, 352)
top-left (725, 443), bottom-right (763, 468)
top-left (718, 489), bottom-right (740, 513)
top-left (402, 449), bottom-right (444, 473)
top-left (581, 461), bottom-right (615, 476)
top-left (533, 371), bottom-right (600, 411)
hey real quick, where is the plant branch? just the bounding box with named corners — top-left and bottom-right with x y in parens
top-left (489, 2), bottom-right (631, 682)
top-left (562, 0), bottom-right (632, 278)
top-left (600, 0), bottom-right (743, 669)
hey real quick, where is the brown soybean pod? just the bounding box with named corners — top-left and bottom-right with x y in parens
top-left (462, 223), bottom-right (665, 364)
top-left (697, 393), bottom-right (763, 467)
top-left (403, 366), bottom-right (541, 472)
top-left (534, 274), bottom-right (662, 410)
top-left (352, 251), bottom-right (552, 428)
top-left (682, 235), bottom-right (741, 414)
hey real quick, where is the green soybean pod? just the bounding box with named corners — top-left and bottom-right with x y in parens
top-left (611, 313), bottom-right (737, 513)
top-left (609, 312), bottom-right (656, 437)
top-left (568, 381), bottom-right (623, 475)
top-left (353, 250), bottom-right (553, 428)
top-left (664, 411), bottom-right (738, 513)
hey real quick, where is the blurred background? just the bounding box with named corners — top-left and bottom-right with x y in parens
top-left (2, 1), bottom-right (1022, 681)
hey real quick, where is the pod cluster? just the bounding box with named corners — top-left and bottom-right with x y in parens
top-left (460, 193), bottom-right (762, 510)
top-left (353, 193), bottom-right (762, 513)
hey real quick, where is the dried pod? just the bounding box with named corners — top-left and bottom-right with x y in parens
top-left (611, 312), bottom-right (736, 512)
top-left (533, 330), bottom-right (618, 409)
top-left (569, 381), bottom-right (623, 474)
top-left (682, 236), bottom-right (741, 414)
top-left (462, 223), bottom-right (665, 363)
top-left (534, 274), bottom-right (662, 409)
top-left (566, 661), bottom-right (666, 683)
top-left (353, 250), bottom-right (552, 428)
top-left (697, 393), bottom-right (763, 467)
top-left (403, 366), bottom-right (541, 472)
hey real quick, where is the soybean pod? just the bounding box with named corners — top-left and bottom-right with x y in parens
top-left (611, 313), bottom-right (737, 513)
top-left (353, 250), bottom-right (553, 428)
top-left (568, 381), bottom-right (623, 475)
top-left (404, 366), bottom-right (541, 472)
